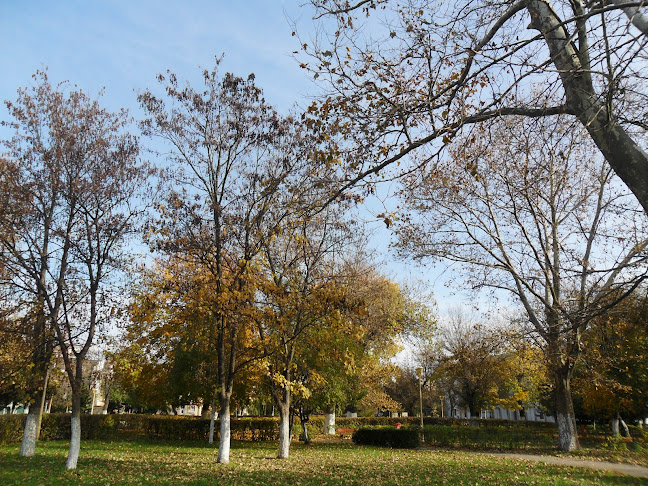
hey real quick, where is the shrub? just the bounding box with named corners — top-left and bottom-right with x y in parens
top-left (352, 427), bottom-right (420, 449)
top-left (0, 414), bottom-right (25, 444)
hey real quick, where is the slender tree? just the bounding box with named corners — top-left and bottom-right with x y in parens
top-left (256, 204), bottom-right (355, 458)
top-left (1, 71), bottom-right (146, 468)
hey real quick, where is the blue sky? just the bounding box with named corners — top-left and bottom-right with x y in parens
top-left (0, 0), bottom-right (471, 315)
top-left (0, 1), bottom-right (313, 113)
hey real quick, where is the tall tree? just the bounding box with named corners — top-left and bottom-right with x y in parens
top-left (139, 59), bottom-right (313, 464)
top-left (256, 204), bottom-right (355, 459)
top-left (395, 116), bottom-right (648, 450)
top-left (1, 72), bottom-right (146, 468)
top-left (303, 0), bottom-right (648, 214)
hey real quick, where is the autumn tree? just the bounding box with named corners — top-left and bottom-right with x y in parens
top-left (303, 0), bottom-right (648, 215)
top-left (573, 289), bottom-right (648, 432)
top-left (254, 202), bottom-right (358, 458)
top-left (337, 263), bottom-right (435, 417)
top-left (1, 72), bottom-right (146, 468)
top-left (395, 116), bottom-right (648, 450)
top-left (5, 75), bottom-right (146, 469)
top-left (423, 311), bottom-right (546, 418)
top-left (0, 315), bottom-right (33, 410)
top-left (0, 125), bottom-right (60, 457)
top-left (139, 59), bottom-right (315, 464)
top-left (435, 316), bottom-right (507, 417)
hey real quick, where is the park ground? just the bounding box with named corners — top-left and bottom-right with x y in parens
top-left (1, 438), bottom-right (647, 485)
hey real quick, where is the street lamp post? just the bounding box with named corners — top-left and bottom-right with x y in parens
top-left (416, 367), bottom-right (424, 443)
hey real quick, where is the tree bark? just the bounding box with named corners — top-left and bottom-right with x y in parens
top-left (612, 414), bottom-right (620, 437)
top-left (277, 404), bottom-right (291, 459)
top-left (300, 416), bottom-right (310, 444)
top-left (217, 398), bottom-right (231, 464)
top-left (298, 407), bottom-right (311, 444)
top-left (65, 384), bottom-right (82, 470)
top-left (19, 404), bottom-right (39, 457)
top-left (621, 416), bottom-right (630, 437)
top-left (609, 0), bottom-right (648, 38)
top-left (527, 0), bottom-right (648, 214)
top-left (324, 407), bottom-right (336, 435)
top-left (554, 372), bottom-right (580, 451)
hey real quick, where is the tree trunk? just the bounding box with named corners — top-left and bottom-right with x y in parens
top-left (65, 386), bottom-right (82, 470)
top-left (298, 407), bottom-right (311, 444)
top-left (217, 398), bottom-right (231, 464)
top-left (101, 380), bottom-right (112, 414)
top-left (324, 407), bottom-right (336, 435)
top-left (620, 416), bottom-right (630, 437)
top-left (300, 417), bottom-right (310, 444)
top-left (277, 404), bottom-right (291, 459)
top-left (527, 0), bottom-right (648, 215)
top-left (612, 414), bottom-right (620, 437)
top-left (554, 373), bottom-right (580, 451)
top-left (19, 404), bottom-right (39, 457)
top-left (208, 395), bottom-right (218, 445)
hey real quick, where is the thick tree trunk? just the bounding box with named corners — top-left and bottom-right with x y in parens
top-left (324, 408), bottom-right (336, 435)
top-left (554, 373), bottom-right (580, 451)
top-left (527, 0), bottom-right (648, 215)
top-left (19, 404), bottom-right (39, 457)
top-left (277, 404), bottom-right (291, 459)
top-left (217, 398), bottom-right (231, 464)
top-left (66, 388), bottom-right (82, 470)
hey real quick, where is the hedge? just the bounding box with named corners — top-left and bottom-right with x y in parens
top-left (0, 413), bottom-right (558, 445)
top-left (335, 416), bottom-right (556, 430)
top-left (352, 427), bottom-right (420, 448)
top-left (421, 424), bottom-right (556, 450)
top-left (0, 414), bottom-right (285, 443)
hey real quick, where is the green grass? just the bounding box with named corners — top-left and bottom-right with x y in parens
top-left (0, 439), bottom-right (646, 485)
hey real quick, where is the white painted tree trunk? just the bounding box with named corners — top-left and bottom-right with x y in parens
top-left (324, 411), bottom-right (336, 435)
top-left (217, 402), bottom-right (230, 464)
top-left (19, 406), bottom-right (38, 457)
top-left (65, 413), bottom-right (81, 470)
top-left (621, 417), bottom-right (630, 437)
top-left (277, 407), bottom-right (291, 459)
top-left (612, 415), bottom-right (620, 437)
top-left (554, 375), bottom-right (580, 451)
top-left (300, 417), bottom-right (310, 444)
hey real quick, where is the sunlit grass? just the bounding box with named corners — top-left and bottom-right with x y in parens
top-left (0, 439), bottom-right (646, 485)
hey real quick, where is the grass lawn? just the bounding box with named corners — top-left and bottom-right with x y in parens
top-left (0, 439), bottom-right (646, 485)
